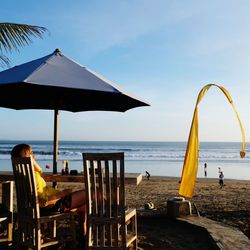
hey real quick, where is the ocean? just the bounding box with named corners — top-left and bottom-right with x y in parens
top-left (0, 140), bottom-right (250, 180)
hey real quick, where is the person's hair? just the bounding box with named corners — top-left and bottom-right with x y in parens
top-left (11, 144), bottom-right (32, 158)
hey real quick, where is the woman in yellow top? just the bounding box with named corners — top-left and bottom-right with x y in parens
top-left (11, 144), bottom-right (87, 235)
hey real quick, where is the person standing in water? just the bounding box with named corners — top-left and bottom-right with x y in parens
top-left (204, 163), bottom-right (207, 177)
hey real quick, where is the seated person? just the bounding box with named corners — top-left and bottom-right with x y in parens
top-left (11, 144), bottom-right (86, 235)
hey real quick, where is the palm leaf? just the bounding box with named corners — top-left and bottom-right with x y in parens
top-left (0, 23), bottom-right (48, 53)
top-left (0, 53), bottom-right (10, 67)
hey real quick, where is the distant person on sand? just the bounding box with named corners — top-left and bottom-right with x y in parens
top-left (219, 171), bottom-right (224, 188)
top-left (145, 171), bottom-right (151, 180)
top-left (218, 167), bottom-right (221, 173)
top-left (204, 162), bottom-right (207, 177)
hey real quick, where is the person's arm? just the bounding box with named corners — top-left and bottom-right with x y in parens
top-left (39, 189), bottom-right (72, 207)
top-left (47, 189), bottom-right (72, 203)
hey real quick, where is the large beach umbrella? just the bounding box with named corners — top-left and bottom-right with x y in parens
top-left (0, 48), bottom-right (149, 174)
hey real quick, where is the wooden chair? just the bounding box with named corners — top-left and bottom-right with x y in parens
top-left (11, 156), bottom-right (76, 250)
top-left (83, 152), bottom-right (137, 250)
top-left (0, 181), bottom-right (13, 245)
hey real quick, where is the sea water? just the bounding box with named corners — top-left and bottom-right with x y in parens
top-left (0, 140), bottom-right (250, 180)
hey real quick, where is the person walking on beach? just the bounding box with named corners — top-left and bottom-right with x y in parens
top-left (219, 171), bottom-right (224, 188)
top-left (204, 162), bottom-right (207, 177)
top-left (11, 144), bottom-right (87, 235)
top-left (145, 171), bottom-right (151, 180)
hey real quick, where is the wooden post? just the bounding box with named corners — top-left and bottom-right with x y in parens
top-left (53, 109), bottom-right (59, 188)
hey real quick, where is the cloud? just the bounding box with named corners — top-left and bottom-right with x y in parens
top-left (58, 1), bottom-right (198, 54)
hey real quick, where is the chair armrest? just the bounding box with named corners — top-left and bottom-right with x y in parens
top-left (125, 208), bottom-right (136, 222)
top-left (40, 212), bottom-right (74, 223)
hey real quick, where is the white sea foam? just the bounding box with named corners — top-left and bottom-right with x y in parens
top-left (1, 141), bottom-right (249, 180)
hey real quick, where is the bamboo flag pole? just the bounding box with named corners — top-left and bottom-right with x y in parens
top-left (179, 84), bottom-right (246, 198)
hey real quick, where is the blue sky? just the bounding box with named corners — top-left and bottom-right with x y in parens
top-left (1, 0), bottom-right (250, 142)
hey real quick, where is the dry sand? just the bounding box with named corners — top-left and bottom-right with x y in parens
top-left (126, 176), bottom-right (250, 233)
top-left (57, 176), bottom-right (250, 249)
top-left (126, 176), bottom-right (250, 249)
top-left (1, 176), bottom-right (249, 249)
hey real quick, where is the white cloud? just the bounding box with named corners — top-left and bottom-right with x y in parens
top-left (58, 0), bottom-right (198, 54)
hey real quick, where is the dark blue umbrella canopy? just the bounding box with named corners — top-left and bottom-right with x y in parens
top-left (0, 49), bottom-right (149, 174)
top-left (0, 48), bottom-right (148, 112)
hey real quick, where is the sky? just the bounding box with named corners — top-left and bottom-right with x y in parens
top-left (1, 0), bottom-right (250, 142)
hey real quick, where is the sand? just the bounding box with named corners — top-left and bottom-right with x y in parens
top-left (56, 176), bottom-right (250, 249)
top-left (126, 176), bottom-right (250, 232)
top-left (1, 176), bottom-right (249, 249)
top-left (126, 176), bottom-right (250, 249)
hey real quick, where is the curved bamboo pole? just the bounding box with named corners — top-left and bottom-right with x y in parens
top-left (179, 84), bottom-right (246, 198)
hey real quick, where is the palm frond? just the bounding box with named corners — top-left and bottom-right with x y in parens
top-left (0, 23), bottom-right (48, 53)
top-left (0, 53), bottom-right (10, 67)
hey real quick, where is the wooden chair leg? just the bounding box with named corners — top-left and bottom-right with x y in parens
top-left (70, 213), bottom-right (77, 250)
top-left (133, 239), bottom-right (137, 250)
top-left (7, 221), bottom-right (12, 242)
top-left (52, 220), bottom-right (57, 238)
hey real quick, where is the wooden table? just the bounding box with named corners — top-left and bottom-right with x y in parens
top-left (0, 171), bottom-right (143, 186)
top-left (45, 173), bottom-right (142, 185)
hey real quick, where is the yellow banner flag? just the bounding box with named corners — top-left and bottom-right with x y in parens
top-left (179, 84), bottom-right (246, 198)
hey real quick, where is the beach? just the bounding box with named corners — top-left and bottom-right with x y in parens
top-left (1, 175), bottom-right (249, 249)
top-left (126, 176), bottom-right (250, 231)
top-left (53, 176), bottom-right (250, 249)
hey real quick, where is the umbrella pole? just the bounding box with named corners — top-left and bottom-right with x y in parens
top-left (53, 109), bottom-right (59, 187)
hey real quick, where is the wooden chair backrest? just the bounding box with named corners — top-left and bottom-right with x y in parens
top-left (83, 152), bottom-right (125, 248)
top-left (12, 156), bottom-right (40, 220)
top-left (12, 156), bottom-right (77, 250)
top-left (1, 181), bottom-right (13, 213)
top-left (0, 181), bottom-right (14, 243)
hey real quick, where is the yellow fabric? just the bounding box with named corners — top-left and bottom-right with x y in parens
top-left (179, 84), bottom-right (246, 198)
top-left (34, 170), bottom-right (58, 207)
